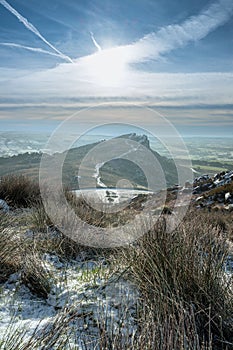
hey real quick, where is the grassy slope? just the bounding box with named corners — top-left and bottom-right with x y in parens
top-left (1, 134), bottom-right (231, 189)
top-left (0, 137), bottom-right (179, 189)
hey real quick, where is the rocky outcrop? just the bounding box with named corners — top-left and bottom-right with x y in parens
top-left (126, 133), bottom-right (150, 148)
top-left (166, 169), bottom-right (233, 212)
top-left (191, 170), bottom-right (233, 211)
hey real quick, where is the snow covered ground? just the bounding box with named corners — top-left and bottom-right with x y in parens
top-left (0, 252), bottom-right (138, 348)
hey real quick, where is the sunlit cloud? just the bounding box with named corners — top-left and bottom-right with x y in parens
top-left (75, 0), bottom-right (233, 75)
top-left (1, 0), bottom-right (233, 128)
top-left (2, 69), bottom-right (233, 105)
top-left (121, 0), bottom-right (233, 63)
top-left (61, 0), bottom-right (233, 88)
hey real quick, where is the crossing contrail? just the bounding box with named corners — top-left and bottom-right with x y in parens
top-left (0, 42), bottom-right (64, 58)
top-left (0, 0), bottom-right (73, 63)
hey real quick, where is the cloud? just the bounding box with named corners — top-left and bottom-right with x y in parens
top-left (114, 0), bottom-right (233, 63)
top-left (51, 0), bottom-right (233, 91)
top-left (1, 0), bottom-right (233, 128)
top-left (2, 69), bottom-right (233, 106)
top-left (0, 0), bottom-right (73, 63)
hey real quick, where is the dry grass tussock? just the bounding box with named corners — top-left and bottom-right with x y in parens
top-left (0, 215), bottom-right (52, 298)
top-left (119, 213), bottom-right (233, 349)
top-left (0, 174), bottom-right (41, 208)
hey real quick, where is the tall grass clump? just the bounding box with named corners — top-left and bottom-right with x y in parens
top-left (0, 174), bottom-right (40, 207)
top-left (0, 227), bottom-right (21, 283)
top-left (0, 225), bottom-right (52, 298)
top-left (21, 252), bottom-right (52, 299)
top-left (0, 306), bottom-right (80, 350)
top-left (120, 214), bottom-right (233, 349)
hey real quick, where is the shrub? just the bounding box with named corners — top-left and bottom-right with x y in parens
top-left (0, 220), bottom-right (22, 282)
top-left (120, 215), bottom-right (233, 349)
top-left (0, 222), bottom-right (52, 299)
top-left (30, 201), bottom-right (53, 233)
top-left (0, 174), bottom-right (41, 207)
top-left (21, 253), bottom-right (52, 299)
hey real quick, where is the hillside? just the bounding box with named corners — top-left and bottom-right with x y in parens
top-left (0, 134), bottom-right (181, 190)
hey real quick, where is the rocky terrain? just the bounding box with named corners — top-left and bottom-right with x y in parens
top-left (191, 170), bottom-right (233, 211)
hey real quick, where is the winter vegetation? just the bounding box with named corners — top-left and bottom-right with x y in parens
top-left (0, 174), bottom-right (232, 349)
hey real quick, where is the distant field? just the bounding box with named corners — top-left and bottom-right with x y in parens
top-left (191, 158), bottom-right (233, 175)
top-left (183, 137), bottom-right (233, 163)
top-left (192, 164), bottom-right (229, 174)
top-left (0, 134), bottom-right (232, 187)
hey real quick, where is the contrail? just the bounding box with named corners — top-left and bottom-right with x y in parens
top-left (0, 42), bottom-right (64, 58)
top-left (90, 31), bottom-right (102, 52)
top-left (0, 0), bottom-right (73, 63)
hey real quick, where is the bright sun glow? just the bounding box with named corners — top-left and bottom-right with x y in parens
top-left (83, 47), bottom-right (129, 87)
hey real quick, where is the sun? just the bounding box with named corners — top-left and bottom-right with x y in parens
top-left (83, 46), bottom-right (129, 87)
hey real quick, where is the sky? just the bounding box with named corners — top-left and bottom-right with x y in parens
top-left (0, 0), bottom-right (233, 136)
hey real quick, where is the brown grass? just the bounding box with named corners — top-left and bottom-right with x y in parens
top-left (118, 213), bottom-right (233, 349)
top-left (0, 175), bottom-right (232, 349)
top-left (65, 190), bottom-right (138, 228)
top-left (0, 174), bottom-right (41, 207)
top-left (0, 218), bottom-right (52, 298)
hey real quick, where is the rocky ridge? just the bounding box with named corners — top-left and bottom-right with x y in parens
top-left (191, 170), bottom-right (233, 211)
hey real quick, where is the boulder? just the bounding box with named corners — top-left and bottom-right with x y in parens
top-left (225, 192), bottom-right (231, 202)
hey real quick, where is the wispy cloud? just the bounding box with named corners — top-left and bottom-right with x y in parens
top-left (0, 0), bottom-right (73, 63)
top-left (116, 0), bottom-right (233, 63)
top-left (65, 0), bottom-right (233, 88)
